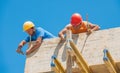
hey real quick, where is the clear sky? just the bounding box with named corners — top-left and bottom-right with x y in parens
top-left (0, 0), bottom-right (120, 73)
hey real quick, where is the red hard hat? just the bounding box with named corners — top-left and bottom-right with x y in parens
top-left (70, 13), bottom-right (82, 26)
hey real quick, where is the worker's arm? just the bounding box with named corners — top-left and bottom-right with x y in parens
top-left (87, 23), bottom-right (100, 34)
top-left (26, 37), bottom-right (42, 55)
top-left (16, 40), bottom-right (26, 54)
top-left (58, 24), bottom-right (71, 40)
top-left (89, 24), bottom-right (100, 31)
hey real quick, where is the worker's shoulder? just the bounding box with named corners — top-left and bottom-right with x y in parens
top-left (36, 27), bottom-right (43, 29)
top-left (82, 21), bottom-right (88, 24)
top-left (34, 27), bottom-right (46, 33)
top-left (82, 21), bottom-right (93, 25)
top-left (36, 27), bottom-right (45, 31)
top-left (65, 24), bottom-right (72, 29)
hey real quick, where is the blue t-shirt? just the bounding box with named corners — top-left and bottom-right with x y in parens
top-left (24, 27), bottom-right (56, 42)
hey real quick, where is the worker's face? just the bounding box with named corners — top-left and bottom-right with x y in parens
top-left (26, 28), bottom-right (34, 36)
top-left (72, 22), bottom-right (82, 29)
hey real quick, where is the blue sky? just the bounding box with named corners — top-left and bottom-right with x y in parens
top-left (0, 0), bottom-right (120, 73)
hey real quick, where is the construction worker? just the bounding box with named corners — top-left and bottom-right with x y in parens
top-left (16, 21), bottom-right (55, 55)
top-left (58, 13), bottom-right (100, 40)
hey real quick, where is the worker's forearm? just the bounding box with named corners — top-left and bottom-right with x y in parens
top-left (30, 44), bottom-right (40, 52)
top-left (58, 33), bottom-right (65, 40)
top-left (18, 40), bottom-right (26, 48)
top-left (26, 43), bottom-right (41, 55)
top-left (92, 25), bottom-right (100, 31)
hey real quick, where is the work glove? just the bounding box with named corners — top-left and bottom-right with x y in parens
top-left (16, 46), bottom-right (24, 55)
top-left (87, 29), bottom-right (93, 35)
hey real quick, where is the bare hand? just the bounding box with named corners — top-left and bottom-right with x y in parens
top-left (26, 51), bottom-right (29, 55)
top-left (60, 35), bottom-right (66, 41)
top-left (26, 49), bottom-right (31, 55)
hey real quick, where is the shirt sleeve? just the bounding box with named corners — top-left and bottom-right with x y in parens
top-left (36, 28), bottom-right (45, 38)
top-left (24, 36), bottom-right (30, 42)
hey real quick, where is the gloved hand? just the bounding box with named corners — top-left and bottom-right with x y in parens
top-left (87, 29), bottom-right (93, 35)
top-left (16, 45), bottom-right (24, 55)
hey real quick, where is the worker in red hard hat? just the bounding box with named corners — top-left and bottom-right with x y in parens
top-left (58, 13), bottom-right (100, 40)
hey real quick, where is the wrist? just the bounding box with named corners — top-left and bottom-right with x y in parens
top-left (18, 45), bottom-right (23, 49)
